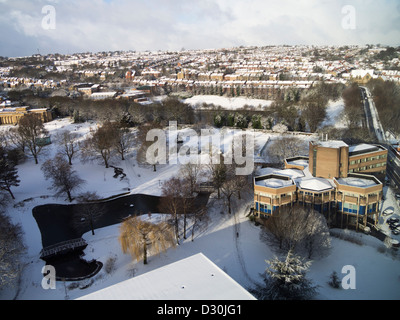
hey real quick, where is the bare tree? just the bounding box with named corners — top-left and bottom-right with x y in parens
top-left (159, 177), bottom-right (184, 244)
top-left (136, 122), bottom-right (164, 172)
top-left (207, 154), bottom-right (227, 199)
top-left (80, 121), bottom-right (117, 168)
top-left (220, 165), bottom-right (237, 214)
top-left (268, 136), bottom-right (308, 164)
top-left (73, 192), bottom-right (104, 236)
top-left (17, 114), bottom-right (49, 164)
top-left (119, 216), bottom-right (175, 264)
top-left (41, 154), bottom-right (85, 202)
top-left (56, 130), bottom-right (79, 165)
top-left (3, 128), bottom-right (26, 154)
top-left (0, 211), bottom-right (25, 291)
top-left (190, 205), bottom-right (209, 242)
top-left (113, 124), bottom-right (135, 161)
top-left (179, 162), bottom-right (203, 196)
top-left (261, 205), bottom-right (331, 259)
top-left (179, 178), bottom-right (195, 240)
top-left (300, 90), bottom-right (328, 133)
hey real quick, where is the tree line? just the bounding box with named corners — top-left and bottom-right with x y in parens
top-left (8, 81), bottom-right (347, 134)
top-left (367, 79), bottom-right (400, 135)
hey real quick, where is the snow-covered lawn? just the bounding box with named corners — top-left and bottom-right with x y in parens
top-left (320, 99), bottom-right (347, 129)
top-left (184, 95), bottom-right (273, 110)
top-left (1, 117), bottom-right (400, 300)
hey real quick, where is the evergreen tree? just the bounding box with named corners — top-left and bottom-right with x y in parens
top-left (328, 271), bottom-right (341, 289)
top-left (0, 146), bottom-right (20, 199)
top-left (251, 250), bottom-right (318, 300)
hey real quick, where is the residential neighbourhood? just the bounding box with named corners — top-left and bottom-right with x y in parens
top-left (1, 44), bottom-right (400, 302)
top-left (1, 1), bottom-right (400, 305)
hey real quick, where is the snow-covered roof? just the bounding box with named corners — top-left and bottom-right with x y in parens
top-left (77, 253), bottom-right (256, 300)
top-left (315, 140), bottom-right (348, 148)
top-left (348, 143), bottom-right (379, 154)
top-left (336, 177), bottom-right (379, 188)
top-left (286, 159), bottom-right (309, 167)
top-left (351, 69), bottom-right (375, 78)
top-left (256, 177), bottom-right (294, 188)
top-left (298, 177), bottom-right (334, 192)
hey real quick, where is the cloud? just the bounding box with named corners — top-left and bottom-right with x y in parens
top-left (0, 0), bottom-right (399, 57)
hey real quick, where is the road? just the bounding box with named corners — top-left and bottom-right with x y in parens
top-left (360, 86), bottom-right (386, 143)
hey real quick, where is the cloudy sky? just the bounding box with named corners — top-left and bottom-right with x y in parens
top-left (1, 0), bottom-right (399, 57)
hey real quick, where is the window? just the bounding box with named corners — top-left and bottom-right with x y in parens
top-left (343, 203), bottom-right (358, 213)
top-left (313, 149), bottom-right (317, 176)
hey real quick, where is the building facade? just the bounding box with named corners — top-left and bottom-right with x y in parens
top-left (254, 140), bottom-right (387, 229)
top-left (0, 107), bottom-right (52, 125)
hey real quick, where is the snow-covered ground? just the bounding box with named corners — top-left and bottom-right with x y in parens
top-left (320, 99), bottom-right (347, 129)
top-left (184, 95), bottom-right (273, 110)
top-left (0, 116), bottom-right (400, 300)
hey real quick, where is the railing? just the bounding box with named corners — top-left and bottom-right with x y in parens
top-left (40, 238), bottom-right (87, 259)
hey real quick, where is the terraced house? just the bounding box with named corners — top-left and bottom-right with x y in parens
top-left (254, 140), bottom-right (387, 229)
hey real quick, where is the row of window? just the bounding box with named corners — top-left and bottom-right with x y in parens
top-left (257, 190), bottom-right (378, 199)
top-left (255, 201), bottom-right (378, 215)
top-left (349, 162), bottom-right (386, 172)
top-left (350, 154), bottom-right (386, 165)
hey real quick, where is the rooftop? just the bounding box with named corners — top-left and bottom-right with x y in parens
top-left (254, 174), bottom-right (295, 189)
top-left (349, 143), bottom-right (385, 156)
top-left (335, 174), bottom-right (381, 188)
top-left (314, 140), bottom-right (348, 149)
top-left (77, 253), bottom-right (256, 300)
top-left (298, 177), bottom-right (335, 192)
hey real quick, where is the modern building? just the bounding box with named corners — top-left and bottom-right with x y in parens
top-left (254, 140), bottom-right (387, 229)
top-left (309, 140), bottom-right (387, 179)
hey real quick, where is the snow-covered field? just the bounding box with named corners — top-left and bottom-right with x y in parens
top-left (0, 116), bottom-right (400, 300)
top-left (320, 99), bottom-right (347, 129)
top-left (184, 95), bottom-right (273, 110)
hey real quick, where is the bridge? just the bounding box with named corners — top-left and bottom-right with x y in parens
top-left (196, 182), bottom-right (215, 193)
top-left (40, 238), bottom-right (88, 259)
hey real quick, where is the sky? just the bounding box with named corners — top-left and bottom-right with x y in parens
top-left (0, 0), bottom-right (399, 57)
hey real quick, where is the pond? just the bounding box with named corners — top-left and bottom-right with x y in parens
top-left (33, 193), bottom-right (210, 281)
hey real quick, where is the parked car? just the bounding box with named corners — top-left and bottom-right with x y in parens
top-left (392, 229), bottom-right (400, 236)
top-left (395, 193), bottom-right (400, 200)
top-left (387, 217), bottom-right (400, 224)
top-left (383, 208), bottom-right (394, 216)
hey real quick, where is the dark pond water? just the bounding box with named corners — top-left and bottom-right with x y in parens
top-left (33, 193), bottom-right (210, 280)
